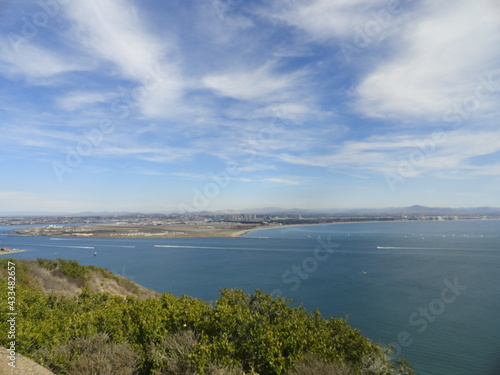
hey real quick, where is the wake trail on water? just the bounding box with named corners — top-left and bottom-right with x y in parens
top-left (377, 246), bottom-right (464, 250)
top-left (26, 244), bottom-right (96, 249)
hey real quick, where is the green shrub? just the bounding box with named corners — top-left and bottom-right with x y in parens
top-left (37, 258), bottom-right (59, 271)
top-left (56, 259), bottom-right (88, 279)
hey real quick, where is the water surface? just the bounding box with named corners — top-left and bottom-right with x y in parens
top-left (1, 220), bottom-right (499, 375)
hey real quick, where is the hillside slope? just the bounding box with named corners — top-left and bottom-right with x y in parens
top-left (13, 258), bottom-right (159, 299)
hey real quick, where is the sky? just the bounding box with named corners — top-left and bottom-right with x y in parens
top-left (1, 0), bottom-right (500, 213)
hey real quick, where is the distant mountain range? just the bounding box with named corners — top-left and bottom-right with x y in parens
top-left (232, 205), bottom-right (500, 216)
top-left (2, 205), bottom-right (500, 217)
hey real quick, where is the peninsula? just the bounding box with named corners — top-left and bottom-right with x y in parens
top-left (0, 247), bottom-right (27, 255)
top-left (9, 222), bottom-right (266, 239)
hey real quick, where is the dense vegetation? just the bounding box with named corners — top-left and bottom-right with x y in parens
top-left (0, 258), bottom-right (413, 375)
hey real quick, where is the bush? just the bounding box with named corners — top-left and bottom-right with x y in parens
top-left (56, 259), bottom-right (88, 279)
top-left (37, 258), bottom-right (58, 271)
top-left (34, 333), bottom-right (139, 375)
top-left (149, 330), bottom-right (199, 375)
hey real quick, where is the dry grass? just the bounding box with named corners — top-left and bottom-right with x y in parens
top-left (288, 355), bottom-right (353, 375)
top-left (19, 259), bottom-right (159, 299)
top-left (205, 363), bottom-right (246, 375)
top-left (24, 260), bottom-right (82, 296)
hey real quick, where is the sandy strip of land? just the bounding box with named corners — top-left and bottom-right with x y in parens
top-left (0, 249), bottom-right (27, 256)
top-left (9, 223), bottom-right (270, 239)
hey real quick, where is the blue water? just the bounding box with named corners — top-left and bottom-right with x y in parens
top-left (1, 220), bottom-right (499, 375)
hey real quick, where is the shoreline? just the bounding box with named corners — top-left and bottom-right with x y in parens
top-left (7, 223), bottom-right (267, 239)
top-left (238, 217), bottom-right (500, 236)
top-left (5, 218), bottom-right (499, 239)
top-left (0, 249), bottom-right (27, 256)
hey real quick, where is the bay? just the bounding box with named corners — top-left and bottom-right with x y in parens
top-left (1, 220), bottom-right (499, 375)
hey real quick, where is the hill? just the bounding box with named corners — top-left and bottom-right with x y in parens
top-left (5, 258), bottom-right (159, 299)
top-left (0, 259), bottom-right (414, 375)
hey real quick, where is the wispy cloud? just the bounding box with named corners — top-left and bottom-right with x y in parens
top-left (0, 37), bottom-right (84, 79)
top-left (355, 0), bottom-right (500, 119)
top-left (64, 0), bottom-right (184, 118)
top-left (57, 91), bottom-right (115, 111)
top-left (173, 172), bottom-right (251, 183)
top-left (265, 0), bottom-right (390, 41)
top-left (65, 0), bottom-right (169, 80)
top-left (203, 62), bottom-right (303, 102)
top-left (265, 177), bottom-right (301, 186)
top-left (269, 128), bottom-right (500, 179)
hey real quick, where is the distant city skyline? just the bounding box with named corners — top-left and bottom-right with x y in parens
top-left (1, 0), bottom-right (500, 212)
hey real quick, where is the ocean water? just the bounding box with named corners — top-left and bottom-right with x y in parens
top-left (1, 220), bottom-right (499, 375)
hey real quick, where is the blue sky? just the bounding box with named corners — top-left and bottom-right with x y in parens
top-left (1, 0), bottom-right (500, 213)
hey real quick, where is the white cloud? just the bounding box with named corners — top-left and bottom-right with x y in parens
top-left (57, 91), bottom-right (114, 111)
top-left (237, 164), bottom-right (276, 172)
top-left (355, 0), bottom-right (500, 119)
top-left (265, 177), bottom-right (300, 185)
top-left (64, 0), bottom-right (184, 117)
top-left (266, 127), bottom-right (500, 180)
top-left (173, 172), bottom-right (251, 182)
top-left (94, 145), bottom-right (195, 162)
top-left (0, 37), bottom-right (83, 79)
top-left (203, 63), bottom-right (301, 101)
top-left (66, 0), bottom-right (165, 79)
top-left (264, 0), bottom-right (388, 41)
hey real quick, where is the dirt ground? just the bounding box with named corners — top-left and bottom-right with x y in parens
top-left (0, 346), bottom-right (55, 375)
top-left (10, 222), bottom-right (269, 239)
